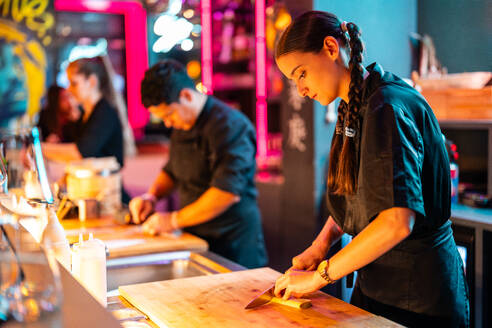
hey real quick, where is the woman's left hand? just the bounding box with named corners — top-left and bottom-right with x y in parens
top-left (274, 269), bottom-right (327, 300)
top-left (142, 212), bottom-right (174, 235)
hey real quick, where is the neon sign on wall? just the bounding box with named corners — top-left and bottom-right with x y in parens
top-left (54, 0), bottom-right (149, 137)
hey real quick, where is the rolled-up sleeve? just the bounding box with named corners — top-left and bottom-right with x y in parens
top-left (361, 103), bottom-right (425, 220)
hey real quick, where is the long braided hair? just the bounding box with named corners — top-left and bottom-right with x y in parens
top-left (275, 11), bottom-right (364, 195)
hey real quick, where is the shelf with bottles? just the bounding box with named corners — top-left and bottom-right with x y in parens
top-left (211, 2), bottom-right (255, 93)
top-left (212, 1), bottom-right (255, 73)
top-left (441, 121), bottom-right (492, 208)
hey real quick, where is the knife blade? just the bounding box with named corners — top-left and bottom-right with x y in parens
top-left (244, 285), bottom-right (312, 310)
top-left (245, 286), bottom-right (275, 309)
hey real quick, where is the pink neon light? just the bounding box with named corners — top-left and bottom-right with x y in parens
top-left (54, 0), bottom-right (149, 138)
top-left (255, 0), bottom-right (268, 159)
top-left (200, 0), bottom-right (213, 94)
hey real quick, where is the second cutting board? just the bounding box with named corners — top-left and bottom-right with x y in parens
top-left (62, 218), bottom-right (208, 258)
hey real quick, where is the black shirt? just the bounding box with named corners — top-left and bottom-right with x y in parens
top-left (163, 96), bottom-right (267, 268)
top-left (75, 98), bottom-right (124, 168)
top-left (164, 96), bottom-right (258, 206)
top-left (327, 63), bottom-right (450, 237)
top-left (326, 64), bottom-right (468, 321)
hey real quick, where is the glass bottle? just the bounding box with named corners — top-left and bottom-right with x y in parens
top-left (0, 127), bottom-right (63, 324)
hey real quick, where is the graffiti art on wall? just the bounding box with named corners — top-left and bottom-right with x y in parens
top-left (0, 0), bottom-right (54, 128)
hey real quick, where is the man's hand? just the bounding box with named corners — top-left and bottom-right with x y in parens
top-left (142, 212), bottom-right (175, 235)
top-left (129, 195), bottom-right (155, 224)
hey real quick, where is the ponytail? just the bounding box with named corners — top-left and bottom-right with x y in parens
top-left (68, 56), bottom-right (114, 104)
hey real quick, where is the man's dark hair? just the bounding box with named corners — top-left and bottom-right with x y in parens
top-left (141, 59), bottom-right (195, 107)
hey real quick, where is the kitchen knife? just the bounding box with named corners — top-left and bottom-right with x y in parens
top-left (244, 285), bottom-right (312, 310)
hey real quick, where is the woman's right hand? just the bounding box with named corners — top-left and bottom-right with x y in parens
top-left (291, 242), bottom-right (328, 271)
top-left (129, 195), bottom-right (155, 224)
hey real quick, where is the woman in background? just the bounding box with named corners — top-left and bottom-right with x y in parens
top-left (42, 56), bottom-right (129, 203)
top-left (37, 84), bottom-right (82, 143)
top-left (42, 57), bottom-right (124, 168)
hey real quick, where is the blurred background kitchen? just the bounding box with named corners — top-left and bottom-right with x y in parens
top-left (0, 0), bottom-right (491, 327)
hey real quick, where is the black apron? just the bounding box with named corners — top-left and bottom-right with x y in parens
top-left (352, 221), bottom-right (469, 327)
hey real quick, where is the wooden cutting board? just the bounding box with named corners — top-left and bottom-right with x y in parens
top-left (62, 218), bottom-right (208, 258)
top-left (119, 267), bottom-right (402, 327)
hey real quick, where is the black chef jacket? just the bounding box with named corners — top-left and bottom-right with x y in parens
top-left (163, 96), bottom-right (267, 269)
top-left (326, 64), bottom-right (469, 326)
top-left (75, 98), bottom-right (124, 168)
top-left (75, 99), bottom-right (130, 203)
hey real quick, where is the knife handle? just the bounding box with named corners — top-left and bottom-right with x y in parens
top-left (270, 297), bottom-right (312, 309)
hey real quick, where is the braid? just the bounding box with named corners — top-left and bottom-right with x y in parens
top-left (327, 100), bottom-right (347, 191)
top-left (346, 22), bottom-right (364, 122)
top-left (332, 22), bottom-right (364, 195)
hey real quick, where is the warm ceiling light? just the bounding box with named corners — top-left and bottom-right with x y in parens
top-left (187, 60), bottom-right (201, 79)
top-left (183, 9), bottom-right (194, 19)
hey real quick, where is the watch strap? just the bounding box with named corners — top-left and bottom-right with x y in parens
top-left (317, 260), bottom-right (335, 284)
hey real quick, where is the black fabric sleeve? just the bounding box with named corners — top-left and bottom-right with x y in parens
top-left (76, 106), bottom-right (117, 158)
top-left (207, 115), bottom-right (256, 196)
top-left (361, 103), bottom-right (426, 220)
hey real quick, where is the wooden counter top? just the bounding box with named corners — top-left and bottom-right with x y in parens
top-left (61, 217), bottom-right (208, 258)
top-left (119, 267), bottom-right (402, 328)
